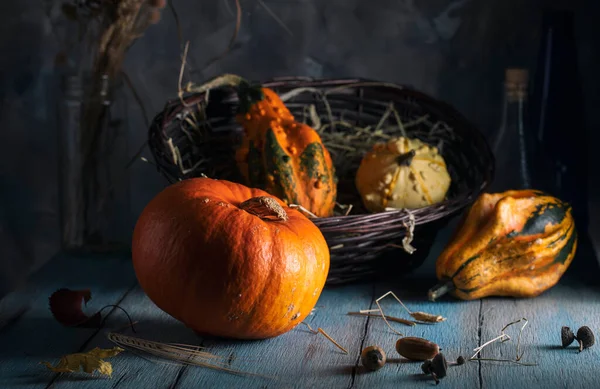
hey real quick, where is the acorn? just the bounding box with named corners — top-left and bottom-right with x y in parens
top-left (561, 326), bottom-right (575, 348)
top-left (361, 345), bottom-right (386, 371)
top-left (421, 353), bottom-right (448, 385)
top-left (396, 337), bottom-right (440, 361)
top-left (576, 326), bottom-right (595, 352)
top-left (421, 359), bottom-right (432, 374)
top-left (431, 353), bottom-right (448, 379)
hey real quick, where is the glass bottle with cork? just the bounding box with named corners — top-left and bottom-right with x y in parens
top-left (529, 9), bottom-right (589, 234)
top-left (489, 68), bottom-right (534, 193)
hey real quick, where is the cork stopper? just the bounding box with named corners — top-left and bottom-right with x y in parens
top-left (504, 68), bottom-right (528, 102)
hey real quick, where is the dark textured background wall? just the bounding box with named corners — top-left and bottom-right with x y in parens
top-left (1, 0), bottom-right (598, 297)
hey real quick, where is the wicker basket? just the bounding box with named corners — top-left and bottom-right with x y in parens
top-left (148, 77), bottom-right (494, 285)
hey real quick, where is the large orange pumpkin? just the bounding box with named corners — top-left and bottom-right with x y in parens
top-left (131, 177), bottom-right (330, 339)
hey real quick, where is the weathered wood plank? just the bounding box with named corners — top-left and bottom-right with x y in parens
top-left (43, 283), bottom-right (376, 389)
top-left (350, 279), bottom-right (481, 388)
top-left (0, 253), bottom-right (137, 388)
top-left (344, 215), bottom-right (481, 388)
top-left (478, 236), bottom-right (600, 389)
top-left (181, 284), bottom-right (376, 389)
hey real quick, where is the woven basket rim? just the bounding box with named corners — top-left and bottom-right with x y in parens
top-left (149, 76), bottom-right (495, 226)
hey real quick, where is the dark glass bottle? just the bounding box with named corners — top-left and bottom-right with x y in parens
top-left (529, 10), bottom-right (589, 232)
top-left (489, 68), bottom-right (533, 193)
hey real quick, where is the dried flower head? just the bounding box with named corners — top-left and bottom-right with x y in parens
top-left (561, 326), bottom-right (575, 348)
top-left (576, 326), bottom-right (595, 352)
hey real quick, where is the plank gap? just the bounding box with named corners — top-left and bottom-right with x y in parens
top-left (477, 298), bottom-right (483, 389)
top-left (348, 282), bottom-right (376, 389)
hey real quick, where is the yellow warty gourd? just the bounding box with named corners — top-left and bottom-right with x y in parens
top-left (356, 137), bottom-right (451, 212)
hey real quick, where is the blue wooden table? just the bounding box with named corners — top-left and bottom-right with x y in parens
top-left (1, 224), bottom-right (599, 389)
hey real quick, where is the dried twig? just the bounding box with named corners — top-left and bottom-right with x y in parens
top-left (363, 291), bottom-right (446, 335)
top-left (347, 311), bottom-right (416, 326)
top-left (470, 317), bottom-right (536, 365)
top-left (501, 318), bottom-right (529, 361)
top-left (257, 0), bottom-right (293, 37)
top-left (289, 204), bottom-right (318, 219)
top-left (301, 323), bottom-right (348, 354)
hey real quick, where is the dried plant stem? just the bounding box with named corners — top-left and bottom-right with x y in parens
top-left (373, 291), bottom-right (409, 335)
top-left (178, 40), bottom-right (191, 105)
top-left (301, 323), bottom-right (348, 354)
top-left (257, 0), bottom-right (293, 36)
top-left (471, 334), bottom-right (510, 360)
top-left (97, 304), bottom-right (137, 333)
top-left (107, 332), bottom-right (269, 377)
top-left (469, 358), bottom-right (537, 366)
top-left (374, 104), bottom-right (394, 133)
top-left (289, 204), bottom-right (318, 218)
top-left (347, 311), bottom-right (416, 326)
top-left (501, 318), bottom-right (529, 361)
top-left (366, 291), bottom-right (446, 335)
top-left (470, 317), bottom-right (534, 365)
top-left (391, 103), bottom-right (408, 138)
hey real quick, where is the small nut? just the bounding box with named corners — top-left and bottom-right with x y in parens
top-left (361, 345), bottom-right (386, 371)
top-left (431, 353), bottom-right (448, 378)
top-left (396, 336), bottom-right (440, 361)
top-left (561, 326), bottom-right (575, 348)
top-left (577, 326), bottom-right (595, 352)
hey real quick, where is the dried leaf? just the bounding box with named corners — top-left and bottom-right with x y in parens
top-left (49, 289), bottom-right (102, 328)
top-left (410, 311), bottom-right (447, 323)
top-left (41, 347), bottom-right (124, 377)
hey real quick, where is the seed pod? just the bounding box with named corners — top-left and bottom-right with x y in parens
top-left (561, 326), bottom-right (575, 348)
top-left (576, 326), bottom-right (595, 352)
top-left (431, 353), bottom-right (448, 379)
top-left (361, 345), bottom-right (386, 371)
top-left (396, 336), bottom-right (440, 361)
top-left (410, 311), bottom-right (446, 323)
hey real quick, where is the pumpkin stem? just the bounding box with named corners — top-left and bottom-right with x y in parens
top-left (396, 150), bottom-right (416, 166)
top-left (239, 196), bottom-right (288, 221)
top-left (428, 280), bottom-right (455, 301)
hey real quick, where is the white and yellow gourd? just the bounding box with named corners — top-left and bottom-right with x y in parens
top-left (356, 137), bottom-right (451, 212)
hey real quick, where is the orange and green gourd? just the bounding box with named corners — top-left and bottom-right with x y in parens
top-left (234, 81), bottom-right (337, 217)
top-left (428, 190), bottom-right (577, 301)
